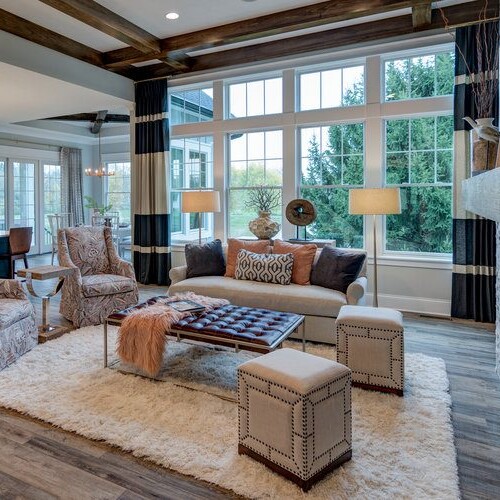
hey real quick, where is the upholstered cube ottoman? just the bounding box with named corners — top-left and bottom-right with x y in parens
top-left (336, 305), bottom-right (404, 396)
top-left (238, 348), bottom-right (352, 491)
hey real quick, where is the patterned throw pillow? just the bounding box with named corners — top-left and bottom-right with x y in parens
top-left (235, 249), bottom-right (294, 285)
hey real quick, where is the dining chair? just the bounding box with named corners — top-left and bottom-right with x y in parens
top-left (47, 213), bottom-right (73, 265)
top-left (0, 227), bottom-right (33, 279)
top-left (91, 213), bottom-right (121, 253)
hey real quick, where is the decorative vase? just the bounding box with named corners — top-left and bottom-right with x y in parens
top-left (248, 210), bottom-right (280, 240)
top-left (470, 118), bottom-right (499, 175)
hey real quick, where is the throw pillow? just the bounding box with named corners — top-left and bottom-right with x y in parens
top-left (310, 246), bottom-right (366, 293)
top-left (225, 239), bottom-right (272, 278)
top-left (272, 240), bottom-right (318, 285)
top-left (185, 239), bottom-right (225, 279)
top-left (234, 249), bottom-right (294, 285)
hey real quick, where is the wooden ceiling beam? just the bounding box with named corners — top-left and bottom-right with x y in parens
top-left (135, 0), bottom-right (498, 80)
top-left (38, 0), bottom-right (161, 54)
top-left (43, 113), bottom-right (130, 122)
top-left (0, 8), bottom-right (104, 66)
top-left (412, 1), bottom-right (432, 28)
top-left (103, 0), bottom-right (431, 69)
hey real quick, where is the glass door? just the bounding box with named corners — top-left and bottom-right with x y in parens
top-left (42, 163), bottom-right (63, 253)
top-left (11, 160), bottom-right (38, 253)
top-left (0, 159), bottom-right (5, 231)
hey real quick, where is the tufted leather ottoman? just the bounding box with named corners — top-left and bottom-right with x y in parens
top-left (238, 348), bottom-right (352, 491)
top-left (104, 297), bottom-right (305, 367)
top-left (335, 305), bottom-right (404, 396)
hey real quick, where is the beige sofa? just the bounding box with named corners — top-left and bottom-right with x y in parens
top-left (168, 248), bottom-right (367, 344)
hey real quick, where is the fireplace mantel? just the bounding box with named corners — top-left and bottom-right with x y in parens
top-left (462, 168), bottom-right (500, 223)
top-left (462, 168), bottom-right (500, 376)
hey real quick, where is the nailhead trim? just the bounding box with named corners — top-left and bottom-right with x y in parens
top-left (336, 320), bottom-right (404, 391)
top-left (238, 365), bottom-right (352, 480)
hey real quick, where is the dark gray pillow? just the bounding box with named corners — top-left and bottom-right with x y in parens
top-left (185, 239), bottom-right (225, 279)
top-left (310, 246), bottom-right (366, 293)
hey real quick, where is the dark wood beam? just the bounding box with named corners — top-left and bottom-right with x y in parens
top-left (135, 0), bottom-right (498, 80)
top-left (38, 0), bottom-right (161, 54)
top-left (412, 1), bottom-right (432, 28)
top-left (103, 0), bottom-right (434, 69)
top-left (0, 8), bottom-right (103, 66)
top-left (43, 113), bottom-right (130, 123)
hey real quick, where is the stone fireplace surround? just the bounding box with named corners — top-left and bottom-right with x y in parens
top-left (462, 168), bottom-right (500, 375)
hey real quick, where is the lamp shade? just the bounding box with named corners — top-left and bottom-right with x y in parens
top-left (181, 190), bottom-right (221, 213)
top-left (349, 188), bottom-right (401, 215)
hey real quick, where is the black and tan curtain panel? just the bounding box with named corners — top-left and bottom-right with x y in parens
top-left (132, 79), bottom-right (171, 285)
top-left (451, 22), bottom-right (498, 322)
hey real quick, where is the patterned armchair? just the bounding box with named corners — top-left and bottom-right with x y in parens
top-left (0, 279), bottom-right (37, 371)
top-left (58, 226), bottom-right (139, 328)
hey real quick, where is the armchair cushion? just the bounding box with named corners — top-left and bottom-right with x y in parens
top-left (64, 226), bottom-right (110, 276)
top-left (0, 299), bottom-right (33, 329)
top-left (82, 274), bottom-right (136, 298)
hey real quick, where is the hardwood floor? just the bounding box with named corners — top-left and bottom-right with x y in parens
top-left (1, 254), bottom-right (499, 499)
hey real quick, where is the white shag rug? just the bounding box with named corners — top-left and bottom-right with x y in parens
top-left (0, 326), bottom-right (459, 499)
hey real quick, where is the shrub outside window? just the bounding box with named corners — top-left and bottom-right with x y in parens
top-left (299, 123), bottom-right (364, 248)
top-left (385, 115), bottom-right (453, 253)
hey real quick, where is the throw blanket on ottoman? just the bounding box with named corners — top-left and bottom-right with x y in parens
top-left (117, 292), bottom-right (229, 376)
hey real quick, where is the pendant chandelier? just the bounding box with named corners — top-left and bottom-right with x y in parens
top-left (85, 129), bottom-right (115, 177)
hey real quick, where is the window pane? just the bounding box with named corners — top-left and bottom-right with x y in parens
top-left (386, 186), bottom-right (452, 252)
top-left (300, 72), bottom-right (321, 111)
top-left (322, 69), bottom-right (341, 108)
top-left (105, 162), bottom-right (131, 223)
top-left (228, 78), bottom-right (282, 118)
top-left (301, 187), bottom-right (363, 248)
top-left (0, 161), bottom-right (6, 230)
top-left (228, 130), bottom-right (283, 238)
top-left (43, 164), bottom-right (62, 246)
top-left (384, 51), bottom-right (454, 102)
top-left (342, 66), bottom-right (364, 105)
top-left (170, 87), bottom-right (214, 125)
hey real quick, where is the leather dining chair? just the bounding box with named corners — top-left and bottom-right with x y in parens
top-left (0, 227), bottom-right (33, 279)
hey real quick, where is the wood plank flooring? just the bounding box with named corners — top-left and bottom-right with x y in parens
top-left (1, 254), bottom-right (499, 499)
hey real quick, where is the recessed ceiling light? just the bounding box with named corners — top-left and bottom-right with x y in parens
top-left (165, 12), bottom-right (179, 20)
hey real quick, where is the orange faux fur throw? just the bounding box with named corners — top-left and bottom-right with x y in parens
top-left (117, 293), bottom-right (229, 376)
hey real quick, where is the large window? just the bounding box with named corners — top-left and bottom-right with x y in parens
top-left (228, 77), bottom-right (282, 118)
top-left (171, 136), bottom-right (214, 241)
top-left (384, 50), bottom-right (454, 101)
top-left (43, 163), bottom-right (62, 246)
top-left (228, 130), bottom-right (283, 238)
top-left (385, 115), bottom-right (453, 253)
top-left (299, 124), bottom-right (364, 248)
top-left (299, 65), bottom-right (364, 110)
top-left (104, 162), bottom-right (131, 223)
top-left (170, 87), bottom-right (213, 125)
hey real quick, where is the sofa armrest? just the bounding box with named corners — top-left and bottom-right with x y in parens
top-left (112, 258), bottom-right (136, 280)
top-left (0, 279), bottom-right (27, 300)
top-left (346, 276), bottom-right (367, 305)
top-left (169, 265), bottom-right (187, 285)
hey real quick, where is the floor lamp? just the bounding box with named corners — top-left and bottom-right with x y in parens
top-left (349, 187), bottom-right (401, 307)
top-left (181, 191), bottom-right (221, 244)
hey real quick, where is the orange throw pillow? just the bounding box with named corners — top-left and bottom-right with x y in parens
top-left (225, 239), bottom-right (272, 278)
top-left (272, 240), bottom-right (317, 285)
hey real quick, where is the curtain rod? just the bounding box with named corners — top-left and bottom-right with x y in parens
top-left (0, 138), bottom-right (61, 152)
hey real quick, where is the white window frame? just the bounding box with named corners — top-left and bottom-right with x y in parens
top-left (102, 158), bottom-right (132, 224)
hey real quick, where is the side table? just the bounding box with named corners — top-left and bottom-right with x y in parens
top-left (17, 265), bottom-right (74, 343)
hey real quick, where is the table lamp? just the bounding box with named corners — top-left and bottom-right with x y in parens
top-left (349, 187), bottom-right (401, 307)
top-left (181, 190), bottom-right (221, 244)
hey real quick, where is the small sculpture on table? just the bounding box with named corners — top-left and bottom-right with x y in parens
top-left (285, 199), bottom-right (317, 241)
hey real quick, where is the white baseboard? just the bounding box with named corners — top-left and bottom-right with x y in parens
top-left (364, 293), bottom-right (451, 317)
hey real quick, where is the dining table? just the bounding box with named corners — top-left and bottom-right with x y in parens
top-left (0, 230), bottom-right (9, 279)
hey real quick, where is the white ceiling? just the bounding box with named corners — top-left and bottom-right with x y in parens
top-left (0, 0), bottom-right (325, 51)
top-left (0, 62), bottom-right (130, 124)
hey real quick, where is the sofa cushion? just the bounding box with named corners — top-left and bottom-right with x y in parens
top-left (169, 276), bottom-right (347, 317)
top-left (310, 247), bottom-right (366, 293)
top-left (225, 239), bottom-right (271, 278)
top-left (235, 249), bottom-right (294, 285)
top-left (272, 240), bottom-right (317, 285)
top-left (0, 299), bottom-right (33, 329)
top-left (185, 239), bottom-right (225, 279)
top-left (82, 274), bottom-right (135, 298)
